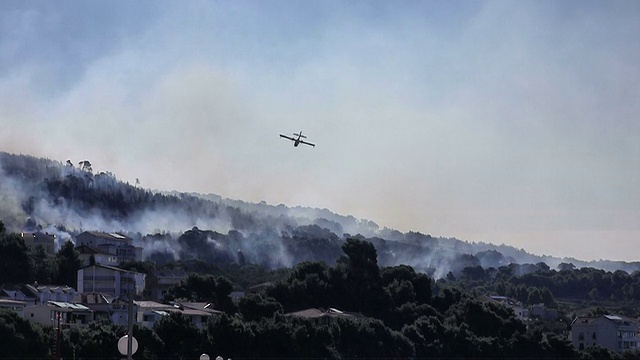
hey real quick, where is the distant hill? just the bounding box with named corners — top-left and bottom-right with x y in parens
top-left (1, 150), bottom-right (639, 277)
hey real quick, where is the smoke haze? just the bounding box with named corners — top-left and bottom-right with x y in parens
top-left (1, 1), bottom-right (639, 262)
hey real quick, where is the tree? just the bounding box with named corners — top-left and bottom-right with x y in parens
top-left (238, 293), bottom-right (283, 322)
top-left (334, 318), bottom-right (415, 358)
top-left (31, 244), bottom-right (56, 284)
top-left (0, 223), bottom-right (34, 283)
top-left (56, 240), bottom-right (82, 287)
top-left (164, 273), bottom-right (236, 313)
top-left (558, 262), bottom-right (576, 271)
top-left (78, 160), bottom-right (92, 172)
top-left (334, 238), bottom-right (390, 315)
top-left (154, 312), bottom-right (204, 359)
top-left (0, 309), bottom-right (49, 358)
top-left (205, 313), bottom-right (255, 358)
top-left (61, 318), bottom-right (124, 359)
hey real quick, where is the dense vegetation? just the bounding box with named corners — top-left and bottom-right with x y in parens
top-left (4, 223), bottom-right (640, 359)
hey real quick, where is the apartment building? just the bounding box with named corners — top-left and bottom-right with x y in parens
top-left (571, 314), bottom-right (640, 352)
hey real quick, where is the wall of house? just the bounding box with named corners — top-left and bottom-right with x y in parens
top-left (572, 317), bottom-right (639, 352)
top-left (78, 266), bottom-right (119, 296)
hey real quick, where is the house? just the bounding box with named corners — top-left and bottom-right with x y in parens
top-left (0, 283), bottom-right (77, 305)
top-left (31, 284), bottom-right (78, 305)
top-left (21, 232), bottom-right (56, 255)
top-left (135, 301), bottom-right (219, 329)
top-left (286, 307), bottom-right (358, 325)
top-left (181, 302), bottom-right (223, 317)
top-left (0, 284), bottom-right (38, 305)
top-left (230, 291), bottom-right (246, 303)
top-left (247, 282), bottom-right (271, 294)
top-left (73, 292), bottom-right (133, 326)
top-left (173, 302), bottom-right (219, 329)
top-left (0, 299), bottom-right (26, 317)
top-left (571, 314), bottom-right (640, 352)
top-left (77, 264), bottom-right (145, 299)
top-left (531, 303), bottom-right (559, 320)
top-left (24, 301), bottom-right (93, 327)
top-left (145, 269), bottom-right (187, 301)
top-left (136, 301), bottom-right (174, 328)
top-left (75, 244), bottom-right (119, 266)
top-left (479, 295), bottom-right (529, 320)
top-left (74, 231), bottom-right (143, 263)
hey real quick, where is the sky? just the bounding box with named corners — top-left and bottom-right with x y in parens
top-left (1, 0), bottom-right (639, 262)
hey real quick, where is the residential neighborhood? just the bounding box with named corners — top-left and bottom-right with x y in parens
top-left (2, 228), bottom-right (640, 358)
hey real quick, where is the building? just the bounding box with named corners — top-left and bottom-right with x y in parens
top-left (531, 303), bottom-right (559, 320)
top-left (21, 232), bottom-right (55, 255)
top-left (0, 299), bottom-right (26, 317)
top-left (479, 295), bottom-right (529, 320)
top-left (75, 244), bottom-right (119, 266)
top-left (135, 301), bottom-right (218, 329)
top-left (145, 269), bottom-right (187, 301)
top-left (75, 231), bottom-right (143, 263)
top-left (73, 292), bottom-right (132, 326)
top-left (286, 307), bottom-right (359, 325)
top-left (77, 264), bottom-right (145, 299)
top-left (0, 284), bottom-right (38, 305)
top-left (24, 301), bottom-right (93, 327)
top-left (0, 283), bottom-right (77, 306)
top-left (571, 314), bottom-right (640, 352)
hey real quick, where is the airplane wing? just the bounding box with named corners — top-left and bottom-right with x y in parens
top-left (279, 134), bottom-right (295, 141)
top-left (299, 140), bottom-right (315, 147)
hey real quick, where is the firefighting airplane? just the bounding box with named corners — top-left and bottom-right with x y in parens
top-left (279, 131), bottom-right (315, 147)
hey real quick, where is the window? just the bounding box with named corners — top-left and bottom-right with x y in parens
top-left (578, 332), bottom-right (584, 341)
top-left (592, 333), bottom-right (596, 340)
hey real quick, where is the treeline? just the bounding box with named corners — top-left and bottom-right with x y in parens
top-left (0, 152), bottom-right (358, 235)
top-left (444, 262), bottom-right (640, 313)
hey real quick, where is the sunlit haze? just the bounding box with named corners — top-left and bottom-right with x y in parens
top-left (1, 1), bottom-right (638, 262)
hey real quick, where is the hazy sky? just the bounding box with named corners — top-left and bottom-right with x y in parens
top-left (1, 1), bottom-right (639, 262)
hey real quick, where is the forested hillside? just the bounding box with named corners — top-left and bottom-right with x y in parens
top-left (2, 151), bottom-right (638, 278)
top-left (4, 151), bottom-right (640, 359)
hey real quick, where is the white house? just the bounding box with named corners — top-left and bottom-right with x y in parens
top-left (1, 283), bottom-right (77, 305)
top-left (145, 269), bottom-right (187, 301)
top-left (135, 301), bottom-right (218, 329)
top-left (0, 299), bottom-right (26, 317)
top-left (77, 264), bottom-right (145, 299)
top-left (24, 301), bottom-right (92, 327)
top-left (75, 244), bottom-right (119, 266)
top-left (479, 295), bottom-right (529, 320)
top-left (74, 231), bottom-right (143, 263)
top-left (571, 314), bottom-right (640, 352)
top-left (286, 307), bottom-right (360, 325)
top-left (73, 292), bottom-right (133, 326)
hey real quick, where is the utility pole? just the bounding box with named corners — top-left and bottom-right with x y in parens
top-left (127, 275), bottom-right (134, 360)
top-left (56, 311), bottom-right (61, 360)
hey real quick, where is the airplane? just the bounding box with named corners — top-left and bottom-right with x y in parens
top-left (279, 131), bottom-right (315, 147)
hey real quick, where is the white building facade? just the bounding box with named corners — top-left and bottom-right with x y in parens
top-left (571, 315), bottom-right (640, 352)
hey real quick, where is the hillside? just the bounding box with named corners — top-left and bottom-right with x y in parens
top-left (1, 151), bottom-right (638, 277)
